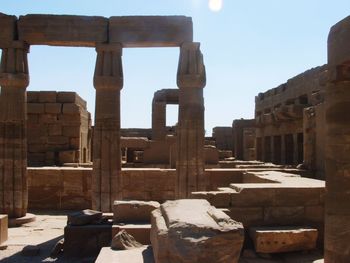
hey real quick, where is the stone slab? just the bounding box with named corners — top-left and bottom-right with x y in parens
top-left (112, 224), bottom-right (151, 245)
top-left (96, 246), bottom-right (154, 263)
top-left (113, 200), bottom-right (160, 223)
top-left (18, 14), bottom-right (108, 47)
top-left (0, 215), bottom-right (8, 246)
top-left (250, 226), bottom-right (318, 253)
top-left (109, 16), bottom-right (193, 47)
top-left (151, 199), bottom-right (244, 263)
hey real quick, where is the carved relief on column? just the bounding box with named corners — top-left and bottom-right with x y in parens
top-left (176, 42), bottom-right (206, 198)
top-left (92, 43), bottom-right (123, 212)
top-left (0, 41), bottom-right (30, 218)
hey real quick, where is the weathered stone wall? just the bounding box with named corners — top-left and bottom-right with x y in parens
top-left (212, 126), bottom-right (233, 151)
top-left (27, 91), bottom-right (91, 166)
top-left (255, 66), bottom-right (327, 173)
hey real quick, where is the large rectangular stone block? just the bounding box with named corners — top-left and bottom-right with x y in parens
top-left (250, 226), bottom-right (318, 253)
top-left (113, 200), bottom-right (160, 223)
top-left (0, 13), bottom-right (17, 48)
top-left (0, 215), bottom-right (8, 246)
top-left (151, 199), bottom-right (244, 263)
top-left (18, 14), bottom-right (108, 47)
top-left (109, 16), bottom-right (193, 47)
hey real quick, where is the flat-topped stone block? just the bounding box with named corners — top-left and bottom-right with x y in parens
top-left (18, 14), bottom-right (108, 47)
top-left (113, 200), bottom-right (160, 223)
top-left (250, 226), bottom-right (318, 253)
top-left (0, 215), bottom-right (8, 246)
top-left (151, 199), bottom-right (244, 263)
top-left (109, 16), bottom-right (193, 47)
top-left (96, 246), bottom-right (154, 263)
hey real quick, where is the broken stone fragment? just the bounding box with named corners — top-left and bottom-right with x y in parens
top-left (67, 209), bottom-right (102, 226)
top-left (111, 230), bottom-right (143, 250)
top-left (151, 199), bottom-right (244, 263)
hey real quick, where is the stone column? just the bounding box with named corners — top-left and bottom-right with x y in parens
top-left (0, 41), bottom-right (29, 218)
top-left (324, 64), bottom-right (350, 262)
top-left (270, 135), bottom-right (275, 164)
top-left (292, 133), bottom-right (298, 165)
top-left (281, 134), bottom-right (286, 165)
top-left (92, 43), bottom-right (123, 212)
top-left (176, 42), bottom-right (206, 198)
top-left (303, 107), bottom-right (316, 171)
top-left (152, 100), bottom-right (166, 140)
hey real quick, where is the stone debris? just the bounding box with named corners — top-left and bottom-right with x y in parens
top-left (151, 199), bottom-right (244, 263)
top-left (111, 230), bottom-right (143, 250)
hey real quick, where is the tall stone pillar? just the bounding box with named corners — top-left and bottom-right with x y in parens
top-left (292, 133), bottom-right (298, 165)
top-left (324, 16), bottom-right (350, 262)
top-left (0, 41), bottom-right (29, 218)
top-left (92, 43), bottom-right (123, 212)
top-left (152, 101), bottom-right (166, 140)
top-left (176, 42), bottom-right (206, 198)
top-left (303, 107), bottom-right (316, 171)
top-left (281, 134), bottom-right (286, 165)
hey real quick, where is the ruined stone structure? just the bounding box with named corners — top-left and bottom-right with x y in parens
top-left (27, 91), bottom-right (92, 166)
top-left (255, 66), bottom-right (327, 177)
top-left (324, 15), bottom-right (350, 262)
top-left (232, 119), bottom-right (256, 161)
top-left (0, 13), bottom-right (206, 215)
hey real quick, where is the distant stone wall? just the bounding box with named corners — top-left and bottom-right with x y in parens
top-left (254, 66), bottom-right (327, 176)
top-left (212, 126), bottom-right (233, 151)
top-left (27, 91), bottom-right (92, 166)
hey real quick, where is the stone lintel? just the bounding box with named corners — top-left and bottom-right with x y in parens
top-left (109, 16), bottom-right (193, 47)
top-left (18, 14), bottom-right (108, 47)
top-left (0, 13), bottom-right (17, 48)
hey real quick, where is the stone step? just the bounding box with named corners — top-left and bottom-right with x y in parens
top-left (96, 246), bottom-right (154, 263)
top-left (112, 224), bottom-right (151, 245)
top-left (249, 226), bottom-right (318, 253)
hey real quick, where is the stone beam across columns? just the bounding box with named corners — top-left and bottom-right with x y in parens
top-left (0, 41), bottom-right (29, 218)
top-left (92, 43), bottom-right (123, 212)
top-left (176, 42), bottom-right (206, 198)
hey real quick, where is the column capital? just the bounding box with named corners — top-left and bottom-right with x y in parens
top-left (94, 43), bottom-right (123, 90)
top-left (177, 42), bottom-right (206, 89)
top-left (0, 41), bottom-right (30, 89)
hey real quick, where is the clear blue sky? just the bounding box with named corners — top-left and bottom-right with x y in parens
top-left (1, 1), bottom-right (349, 135)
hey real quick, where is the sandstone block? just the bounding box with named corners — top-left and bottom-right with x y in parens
top-left (27, 91), bottom-right (40, 103)
top-left (109, 16), bottom-right (193, 47)
top-left (62, 125), bottom-right (80, 137)
top-left (39, 114), bottom-right (58, 124)
top-left (18, 14), bottom-right (108, 47)
top-left (48, 124), bottom-right (62, 136)
top-left (39, 91), bottom-right (57, 103)
top-left (0, 13), bottom-right (17, 47)
top-left (151, 199), bottom-right (244, 263)
top-left (249, 226), bottom-right (318, 253)
top-left (113, 200), bottom-right (160, 223)
top-left (58, 114), bottom-right (81, 125)
top-left (58, 150), bottom-right (76, 164)
top-left (69, 137), bottom-right (80, 149)
top-left (27, 103), bottom-right (44, 114)
top-left (67, 209), bottom-right (102, 226)
top-left (57, 92), bottom-right (87, 108)
top-left (64, 224), bottom-right (112, 257)
top-left (48, 135), bottom-right (69, 145)
top-left (45, 103), bottom-right (62, 114)
top-left (62, 103), bottom-right (81, 114)
top-left (264, 206), bottom-right (305, 225)
top-left (0, 215), bottom-right (8, 246)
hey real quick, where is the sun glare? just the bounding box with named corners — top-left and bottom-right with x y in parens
top-left (208, 0), bottom-right (223, 12)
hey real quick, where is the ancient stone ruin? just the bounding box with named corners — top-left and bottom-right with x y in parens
top-left (0, 11), bottom-right (349, 263)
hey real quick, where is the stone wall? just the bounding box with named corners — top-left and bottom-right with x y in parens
top-left (27, 91), bottom-right (92, 166)
top-left (255, 66), bottom-right (327, 176)
top-left (212, 126), bottom-right (233, 151)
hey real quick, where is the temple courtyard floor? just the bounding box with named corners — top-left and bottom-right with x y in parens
top-left (0, 211), bottom-right (324, 263)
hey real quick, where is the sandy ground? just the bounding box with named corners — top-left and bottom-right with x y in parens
top-left (0, 211), bottom-right (324, 263)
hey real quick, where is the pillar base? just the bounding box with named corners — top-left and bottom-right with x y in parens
top-left (8, 213), bottom-right (36, 227)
